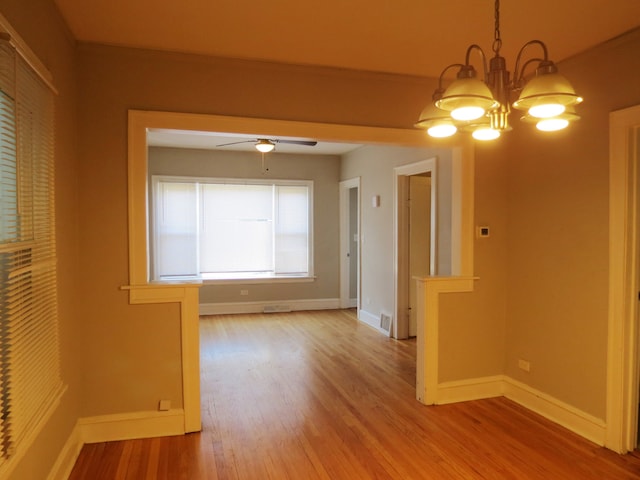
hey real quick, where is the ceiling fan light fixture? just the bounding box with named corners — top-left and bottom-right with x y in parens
top-left (255, 139), bottom-right (275, 153)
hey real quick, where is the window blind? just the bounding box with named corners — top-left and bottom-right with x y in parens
top-left (0, 32), bottom-right (62, 467)
top-left (152, 177), bottom-right (312, 280)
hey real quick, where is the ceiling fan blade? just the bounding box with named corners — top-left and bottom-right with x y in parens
top-left (216, 140), bottom-right (254, 147)
top-left (275, 139), bottom-right (317, 147)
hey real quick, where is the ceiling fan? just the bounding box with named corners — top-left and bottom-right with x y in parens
top-left (216, 138), bottom-right (318, 153)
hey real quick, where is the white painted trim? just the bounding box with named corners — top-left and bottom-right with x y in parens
top-left (122, 282), bottom-right (202, 433)
top-left (435, 375), bottom-right (606, 447)
top-left (393, 158), bottom-right (438, 340)
top-left (437, 375), bottom-right (504, 404)
top-left (199, 298), bottom-right (340, 315)
top-left (607, 104), bottom-right (640, 453)
top-left (358, 309), bottom-right (390, 335)
top-left (339, 177), bottom-right (361, 310)
top-left (0, 13), bottom-right (56, 93)
top-left (504, 377), bottom-right (607, 447)
top-left (415, 276), bottom-right (477, 405)
top-left (127, 110), bottom-right (462, 457)
top-left (78, 409), bottom-right (186, 444)
top-left (46, 425), bottom-right (83, 480)
top-left (0, 385), bottom-right (67, 480)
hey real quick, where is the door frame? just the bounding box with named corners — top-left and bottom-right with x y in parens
top-left (394, 158), bottom-right (437, 339)
top-left (607, 104), bottom-right (640, 452)
top-left (340, 178), bottom-right (360, 309)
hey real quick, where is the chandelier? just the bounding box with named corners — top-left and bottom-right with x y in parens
top-left (415, 0), bottom-right (583, 141)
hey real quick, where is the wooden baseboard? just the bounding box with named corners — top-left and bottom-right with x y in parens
top-left (47, 409), bottom-right (186, 478)
top-left (199, 298), bottom-right (340, 315)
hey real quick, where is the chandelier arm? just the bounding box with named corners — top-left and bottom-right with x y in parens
top-left (464, 44), bottom-right (489, 80)
top-left (513, 40), bottom-right (550, 86)
top-left (436, 63), bottom-right (464, 93)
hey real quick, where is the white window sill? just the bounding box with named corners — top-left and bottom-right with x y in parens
top-left (155, 274), bottom-right (316, 286)
top-left (202, 274), bottom-right (316, 286)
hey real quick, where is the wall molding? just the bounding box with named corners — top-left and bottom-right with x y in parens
top-left (357, 309), bottom-right (392, 335)
top-left (437, 375), bottom-right (504, 404)
top-left (78, 409), bottom-right (186, 444)
top-left (46, 426), bottom-right (83, 480)
top-left (47, 409), bottom-right (185, 479)
top-left (436, 375), bottom-right (606, 446)
top-left (199, 298), bottom-right (340, 315)
top-left (503, 377), bottom-right (606, 446)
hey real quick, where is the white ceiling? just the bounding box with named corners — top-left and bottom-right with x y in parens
top-left (147, 129), bottom-right (362, 155)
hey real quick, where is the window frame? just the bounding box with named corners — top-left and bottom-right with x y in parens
top-left (151, 175), bottom-right (315, 284)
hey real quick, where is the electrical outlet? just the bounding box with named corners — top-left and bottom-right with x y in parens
top-left (158, 399), bottom-right (171, 411)
top-left (518, 359), bottom-right (531, 372)
top-left (240, 289), bottom-right (249, 296)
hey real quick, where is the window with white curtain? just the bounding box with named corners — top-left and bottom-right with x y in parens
top-left (0, 30), bottom-right (62, 472)
top-left (152, 176), bottom-right (313, 281)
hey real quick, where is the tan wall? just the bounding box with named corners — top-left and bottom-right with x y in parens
top-left (499, 29), bottom-right (640, 419)
top-left (75, 42), bottom-right (436, 418)
top-left (0, 0), bottom-right (83, 478)
top-left (7, 1), bottom-right (637, 473)
top-left (341, 144), bottom-right (455, 323)
top-left (438, 139), bottom-right (509, 381)
top-left (149, 146), bottom-right (341, 304)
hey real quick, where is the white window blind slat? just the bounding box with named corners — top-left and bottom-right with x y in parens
top-left (152, 177), bottom-right (312, 280)
top-left (0, 32), bottom-right (62, 468)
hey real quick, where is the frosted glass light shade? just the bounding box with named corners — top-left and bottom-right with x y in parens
top-left (436, 77), bottom-right (498, 119)
top-left (513, 72), bottom-right (583, 113)
top-left (472, 127), bottom-right (500, 141)
top-left (428, 123), bottom-right (457, 138)
top-left (536, 118), bottom-right (570, 131)
top-left (528, 103), bottom-right (565, 118)
top-left (520, 105), bottom-right (580, 132)
top-left (415, 104), bottom-right (457, 138)
top-left (255, 139), bottom-right (275, 153)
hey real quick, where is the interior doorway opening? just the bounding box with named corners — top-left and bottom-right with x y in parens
top-left (394, 158), bottom-right (437, 340)
top-left (340, 178), bottom-right (360, 311)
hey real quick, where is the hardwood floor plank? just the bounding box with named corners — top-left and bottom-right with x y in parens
top-left (68, 309), bottom-right (640, 479)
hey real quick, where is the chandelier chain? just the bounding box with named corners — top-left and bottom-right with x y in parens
top-left (493, 0), bottom-right (502, 54)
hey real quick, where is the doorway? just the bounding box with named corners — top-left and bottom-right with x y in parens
top-left (408, 173), bottom-right (432, 337)
top-left (394, 158), bottom-right (437, 340)
top-left (340, 178), bottom-right (360, 310)
top-left (607, 104), bottom-right (640, 453)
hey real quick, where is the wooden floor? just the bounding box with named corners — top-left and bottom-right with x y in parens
top-left (69, 309), bottom-right (640, 479)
